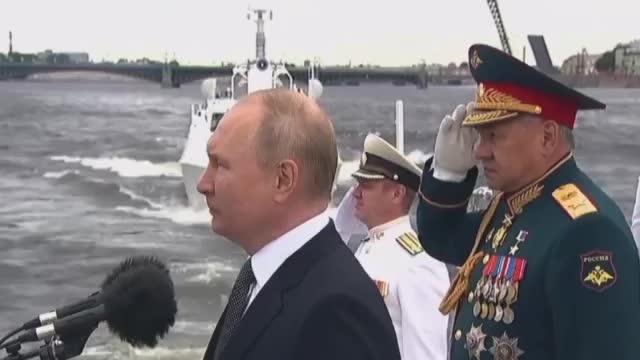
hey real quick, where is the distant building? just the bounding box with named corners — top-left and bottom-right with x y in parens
top-left (614, 40), bottom-right (640, 75)
top-left (561, 49), bottom-right (601, 75)
top-left (63, 52), bottom-right (90, 64)
top-left (8, 52), bottom-right (38, 63)
top-left (116, 57), bottom-right (160, 65)
top-left (425, 64), bottom-right (444, 76)
top-left (36, 50), bottom-right (90, 64)
top-left (36, 49), bottom-right (53, 63)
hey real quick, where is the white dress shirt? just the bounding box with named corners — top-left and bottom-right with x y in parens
top-left (355, 215), bottom-right (451, 360)
top-left (245, 211), bottom-right (329, 309)
top-left (632, 176), bottom-right (640, 253)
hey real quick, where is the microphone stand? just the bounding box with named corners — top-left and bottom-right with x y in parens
top-left (1, 326), bottom-right (96, 360)
top-left (1, 342), bottom-right (41, 360)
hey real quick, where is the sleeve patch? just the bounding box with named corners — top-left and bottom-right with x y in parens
top-left (396, 232), bottom-right (424, 256)
top-left (552, 183), bottom-right (597, 220)
top-left (580, 250), bottom-right (617, 292)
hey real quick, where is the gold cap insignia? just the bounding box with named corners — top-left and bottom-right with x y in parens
top-left (464, 85), bottom-right (543, 126)
top-left (470, 50), bottom-right (483, 69)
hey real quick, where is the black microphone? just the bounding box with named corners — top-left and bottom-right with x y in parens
top-left (18, 306), bottom-right (105, 343)
top-left (20, 292), bottom-right (101, 330)
top-left (21, 256), bottom-right (169, 330)
top-left (15, 255), bottom-right (177, 348)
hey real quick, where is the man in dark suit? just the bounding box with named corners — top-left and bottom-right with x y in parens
top-left (197, 88), bottom-right (401, 360)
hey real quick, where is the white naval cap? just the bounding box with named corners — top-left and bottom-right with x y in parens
top-left (351, 133), bottom-right (422, 191)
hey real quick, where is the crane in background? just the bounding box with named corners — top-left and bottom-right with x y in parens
top-left (484, 0), bottom-right (559, 74)
top-left (486, 0), bottom-right (512, 55)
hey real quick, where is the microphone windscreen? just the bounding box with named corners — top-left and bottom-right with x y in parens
top-left (102, 256), bottom-right (177, 347)
top-left (101, 256), bottom-right (168, 290)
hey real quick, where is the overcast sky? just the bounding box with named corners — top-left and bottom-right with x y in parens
top-left (1, 0), bottom-right (637, 66)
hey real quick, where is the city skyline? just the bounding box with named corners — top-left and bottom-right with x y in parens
top-left (1, 0), bottom-right (638, 66)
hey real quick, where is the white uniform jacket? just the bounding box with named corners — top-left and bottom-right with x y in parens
top-left (354, 216), bottom-right (451, 360)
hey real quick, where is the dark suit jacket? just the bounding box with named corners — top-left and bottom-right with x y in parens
top-left (202, 220), bottom-right (401, 360)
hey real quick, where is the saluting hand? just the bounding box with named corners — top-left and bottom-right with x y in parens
top-left (333, 185), bottom-right (367, 244)
top-left (432, 103), bottom-right (478, 182)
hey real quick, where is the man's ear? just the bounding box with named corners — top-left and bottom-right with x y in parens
top-left (273, 159), bottom-right (298, 203)
top-left (541, 119), bottom-right (561, 155)
top-left (392, 183), bottom-right (407, 204)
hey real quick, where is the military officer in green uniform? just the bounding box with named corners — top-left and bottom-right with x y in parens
top-left (416, 43), bottom-right (640, 359)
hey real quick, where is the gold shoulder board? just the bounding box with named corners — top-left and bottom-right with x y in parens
top-left (552, 183), bottom-right (598, 220)
top-left (396, 232), bottom-right (424, 256)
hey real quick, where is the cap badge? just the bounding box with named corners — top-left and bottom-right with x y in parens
top-left (470, 50), bottom-right (483, 69)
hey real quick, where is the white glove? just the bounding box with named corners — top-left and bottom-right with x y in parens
top-left (632, 176), bottom-right (640, 246)
top-left (333, 185), bottom-right (367, 244)
top-left (432, 103), bottom-right (479, 182)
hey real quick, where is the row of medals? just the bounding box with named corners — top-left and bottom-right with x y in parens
top-left (469, 270), bottom-right (517, 324)
top-left (469, 219), bottom-right (518, 324)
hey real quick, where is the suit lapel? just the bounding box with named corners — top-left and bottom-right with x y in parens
top-left (202, 306), bottom-right (227, 360)
top-left (220, 220), bottom-right (342, 359)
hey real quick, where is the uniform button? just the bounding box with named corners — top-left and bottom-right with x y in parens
top-left (483, 253), bottom-right (490, 264)
top-left (454, 330), bottom-right (462, 340)
top-left (468, 291), bottom-right (474, 302)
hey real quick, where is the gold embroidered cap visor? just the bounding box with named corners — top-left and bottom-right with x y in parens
top-left (463, 44), bottom-right (606, 129)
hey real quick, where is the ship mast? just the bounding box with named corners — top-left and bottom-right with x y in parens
top-left (248, 8), bottom-right (273, 59)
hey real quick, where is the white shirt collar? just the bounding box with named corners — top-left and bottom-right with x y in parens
top-left (250, 211), bottom-right (330, 290)
top-left (367, 215), bottom-right (411, 241)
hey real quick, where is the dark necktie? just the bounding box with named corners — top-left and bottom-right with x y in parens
top-left (214, 258), bottom-right (256, 360)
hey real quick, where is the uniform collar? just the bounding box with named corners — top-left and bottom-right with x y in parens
top-left (503, 152), bottom-right (576, 215)
top-left (367, 215), bottom-right (411, 241)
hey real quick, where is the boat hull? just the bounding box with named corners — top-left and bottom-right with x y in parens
top-left (180, 162), bottom-right (207, 210)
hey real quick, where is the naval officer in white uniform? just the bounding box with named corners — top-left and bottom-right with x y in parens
top-left (334, 133), bottom-right (451, 360)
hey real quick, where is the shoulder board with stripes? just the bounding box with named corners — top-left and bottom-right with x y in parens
top-left (395, 232), bottom-right (423, 256)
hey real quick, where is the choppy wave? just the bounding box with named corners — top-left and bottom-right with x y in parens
top-left (116, 205), bottom-right (210, 226)
top-left (171, 261), bottom-right (236, 284)
top-left (43, 169), bottom-right (81, 178)
top-left (83, 344), bottom-right (206, 360)
top-left (50, 155), bottom-right (182, 178)
top-left (113, 184), bottom-right (209, 226)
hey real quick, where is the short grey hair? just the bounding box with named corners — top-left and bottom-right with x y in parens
top-left (253, 89), bottom-right (338, 200)
top-left (560, 125), bottom-right (575, 150)
top-left (521, 114), bottom-right (575, 150)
